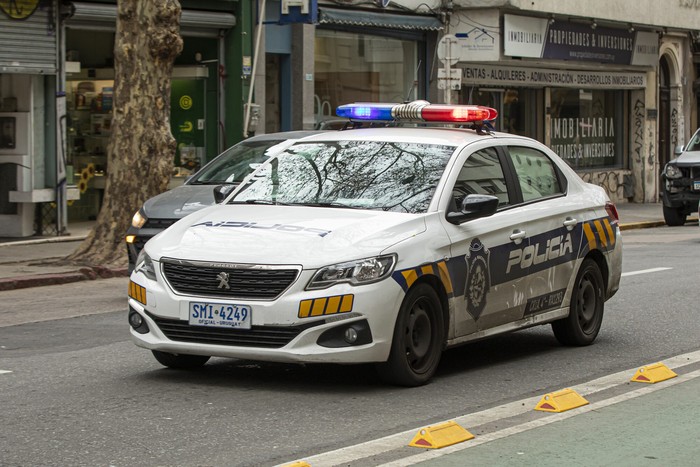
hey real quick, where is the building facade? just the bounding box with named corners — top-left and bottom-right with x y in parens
top-left (0, 0), bottom-right (253, 236)
top-left (258, 0), bottom-right (699, 206)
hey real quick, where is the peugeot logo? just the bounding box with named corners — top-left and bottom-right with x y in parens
top-left (216, 271), bottom-right (231, 289)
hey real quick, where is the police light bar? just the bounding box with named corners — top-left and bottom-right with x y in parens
top-left (336, 100), bottom-right (498, 123)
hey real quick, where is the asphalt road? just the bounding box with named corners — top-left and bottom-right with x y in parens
top-left (1, 226), bottom-right (699, 466)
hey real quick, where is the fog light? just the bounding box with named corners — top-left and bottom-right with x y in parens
top-left (344, 327), bottom-right (358, 344)
top-left (129, 311), bottom-right (143, 328)
top-left (128, 307), bottom-right (150, 334)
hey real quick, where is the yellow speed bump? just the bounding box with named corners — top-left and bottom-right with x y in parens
top-left (631, 362), bottom-right (677, 384)
top-left (534, 388), bottom-right (589, 413)
top-left (408, 420), bottom-right (474, 449)
top-left (280, 462), bottom-right (310, 467)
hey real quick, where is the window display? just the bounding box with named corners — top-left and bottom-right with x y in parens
top-left (549, 89), bottom-right (624, 169)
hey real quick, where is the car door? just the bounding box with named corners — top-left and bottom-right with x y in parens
top-left (501, 143), bottom-right (581, 318)
top-left (438, 143), bottom-right (533, 337)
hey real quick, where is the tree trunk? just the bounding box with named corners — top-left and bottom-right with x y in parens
top-left (65, 0), bottom-right (182, 267)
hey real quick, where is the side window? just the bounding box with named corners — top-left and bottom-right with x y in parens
top-left (508, 146), bottom-right (563, 202)
top-left (452, 147), bottom-right (509, 208)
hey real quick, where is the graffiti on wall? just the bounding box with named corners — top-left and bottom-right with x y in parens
top-left (671, 107), bottom-right (679, 150)
top-left (580, 171), bottom-right (626, 203)
top-left (633, 99), bottom-right (645, 165)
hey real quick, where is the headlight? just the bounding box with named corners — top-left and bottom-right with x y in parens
top-left (664, 164), bottom-right (682, 179)
top-left (307, 254), bottom-right (397, 290)
top-left (135, 250), bottom-right (157, 281)
top-left (131, 209), bottom-right (148, 229)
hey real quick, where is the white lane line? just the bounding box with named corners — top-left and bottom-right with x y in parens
top-left (384, 369), bottom-right (700, 467)
top-left (622, 267), bottom-right (672, 277)
top-left (279, 349), bottom-right (700, 467)
top-left (0, 370), bottom-right (12, 375)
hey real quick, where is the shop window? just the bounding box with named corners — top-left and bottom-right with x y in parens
top-left (314, 30), bottom-right (417, 128)
top-left (549, 89), bottom-right (624, 169)
top-left (461, 87), bottom-right (538, 138)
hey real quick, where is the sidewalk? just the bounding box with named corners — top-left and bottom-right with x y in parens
top-left (0, 202), bottom-right (693, 291)
top-left (0, 221), bottom-right (128, 291)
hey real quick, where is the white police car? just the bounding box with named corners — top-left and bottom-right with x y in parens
top-left (128, 101), bottom-right (622, 386)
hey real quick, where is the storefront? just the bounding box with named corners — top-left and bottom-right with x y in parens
top-left (444, 10), bottom-right (665, 203)
top-left (0, 0), bottom-right (70, 237)
top-left (62, 1), bottom-right (238, 221)
top-left (260, 1), bottom-right (443, 133)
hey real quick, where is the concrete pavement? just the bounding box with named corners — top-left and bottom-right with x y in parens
top-left (0, 202), bottom-right (695, 291)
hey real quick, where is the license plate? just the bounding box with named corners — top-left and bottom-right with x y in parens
top-left (694, 181), bottom-right (700, 191)
top-left (189, 302), bottom-right (252, 329)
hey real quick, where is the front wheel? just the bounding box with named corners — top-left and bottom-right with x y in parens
top-left (152, 350), bottom-right (210, 370)
top-left (552, 258), bottom-right (604, 346)
top-left (377, 284), bottom-right (444, 387)
top-left (662, 204), bottom-right (686, 226)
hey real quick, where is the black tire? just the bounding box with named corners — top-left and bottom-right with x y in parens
top-left (377, 283), bottom-right (444, 387)
top-left (152, 350), bottom-right (210, 369)
top-left (552, 258), bottom-right (604, 346)
top-left (662, 204), bottom-right (686, 226)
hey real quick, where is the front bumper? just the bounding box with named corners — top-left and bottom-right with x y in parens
top-left (128, 267), bottom-right (403, 364)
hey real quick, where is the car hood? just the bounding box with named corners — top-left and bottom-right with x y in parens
top-left (142, 185), bottom-right (218, 219)
top-left (146, 204), bottom-right (426, 268)
top-left (672, 150), bottom-right (700, 165)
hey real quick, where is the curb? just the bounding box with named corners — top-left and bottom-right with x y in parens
top-left (0, 266), bottom-right (129, 292)
top-left (619, 220), bottom-right (666, 231)
top-left (0, 235), bottom-right (88, 248)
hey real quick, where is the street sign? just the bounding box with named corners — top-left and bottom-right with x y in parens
top-left (437, 68), bottom-right (462, 90)
top-left (437, 34), bottom-right (460, 66)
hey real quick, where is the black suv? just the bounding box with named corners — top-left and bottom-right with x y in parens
top-left (661, 128), bottom-right (700, 226)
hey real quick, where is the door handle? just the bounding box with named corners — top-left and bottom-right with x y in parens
top-left (563, 217), bottom-right (578, 230)
top-left (510, 229), bottom-right (526, 244)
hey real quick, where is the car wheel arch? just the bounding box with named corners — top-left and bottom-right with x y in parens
top-left (576, 250), bottom-right (609, 302)
top-left (405, 275), bottom-right (450, 346)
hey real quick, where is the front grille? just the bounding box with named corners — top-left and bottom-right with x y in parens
top-left (143, 218), bottom-right (178, 229)
top-left (161, 259), bottom-right (299, 300)
top-left (147, 312), bottom-right (314, 348)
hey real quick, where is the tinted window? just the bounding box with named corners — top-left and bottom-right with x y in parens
top-left (452, 148), bottom-right (509, 207)
top-left (508, 146), bottom-right (563, 202)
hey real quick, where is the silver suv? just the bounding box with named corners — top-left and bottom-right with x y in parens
top-left (125, 131), bottom-right (322, 271)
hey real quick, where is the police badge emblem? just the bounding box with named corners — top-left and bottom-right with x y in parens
top-left (464, 238), bottom-right (491, 320)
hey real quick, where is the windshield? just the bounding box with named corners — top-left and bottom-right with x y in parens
top-left (686, 130), bottom-right (700, 152)
top-left (189, 139), bottom-right (286, 184)
top-left (229, 140), bottom-right (455, 214)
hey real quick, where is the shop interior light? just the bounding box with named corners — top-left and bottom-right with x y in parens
top-left (336, 101), bottom-right (498, 124)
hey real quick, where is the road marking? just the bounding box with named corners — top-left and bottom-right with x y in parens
top-left (279, 349), bottom-right (700, 467)
top-left (621, 267), bottom-right (672, 277)
top-left (383, 369), bottom-right (700, 466)
top-left (0, 370), bottom-right (11, 375)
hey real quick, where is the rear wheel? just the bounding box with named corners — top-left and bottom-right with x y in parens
top-left (662, 204), bottom-right (686, 226)
top-left (152, 350), bottom-right (210, 369)
top-left (552, 258), bottom-right (604, 346)
top-left (377, 283), bottom-right (444, 387)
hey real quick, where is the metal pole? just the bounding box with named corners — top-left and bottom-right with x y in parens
top-left (243, 0), bottom-right (266, 137)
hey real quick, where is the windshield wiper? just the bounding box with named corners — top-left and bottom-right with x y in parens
top-left (287, 201), bottom-right (360, 209)
top-left (229, 199), bottom-right (289, 205)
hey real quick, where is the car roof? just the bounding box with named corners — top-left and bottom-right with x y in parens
top-left (289, 126), bottom-right (525, 147)
top-left (246, 130), bottom-right (327, 142)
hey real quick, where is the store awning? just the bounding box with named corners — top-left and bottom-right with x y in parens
top-left (68, 2), bottom-right (236, 37)
top-left (318, 7), bottom-right (443, 31)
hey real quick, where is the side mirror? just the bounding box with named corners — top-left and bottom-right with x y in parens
top-left (213, 184), bottom-right (235, 204)
top-left (446, 194), bottom-right (499, 225)
top-left (674, 145), bottom-right (684, 156)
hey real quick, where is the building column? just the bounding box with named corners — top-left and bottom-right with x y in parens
top-left (291, 23), bottom-right (315, 130)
